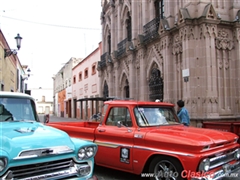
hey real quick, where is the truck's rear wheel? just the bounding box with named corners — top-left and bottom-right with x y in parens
top-left (148, 156), bottom-right (184, 180)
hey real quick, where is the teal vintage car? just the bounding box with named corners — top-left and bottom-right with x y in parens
top-left (0, 92), bottom-right (98, 180)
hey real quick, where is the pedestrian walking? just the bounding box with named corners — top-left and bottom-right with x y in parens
top-left (177, 100), bottom-right (190, 126)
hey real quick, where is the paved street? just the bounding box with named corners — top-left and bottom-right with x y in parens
top-left (39, 114), bottom-right (240, 180)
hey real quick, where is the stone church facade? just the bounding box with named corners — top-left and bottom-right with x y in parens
top-left (98, 0), bottom-right (240, 126)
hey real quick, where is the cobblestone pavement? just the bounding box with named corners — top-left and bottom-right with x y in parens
top-left (40, 114), bottom-right (240, 180)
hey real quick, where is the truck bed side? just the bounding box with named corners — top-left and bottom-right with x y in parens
top-left (47, 121), bottom-right (100, 142)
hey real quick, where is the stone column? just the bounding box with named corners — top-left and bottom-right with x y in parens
top-left (114, 61), bottom-right (119, 97)
top-left (117, 2), bottom-right (121, 42)
top-left (110, 6), bottom-right (115, 51)
top-left (128, 53), bottom-right (136, 100)
top-left (162, 36), bottom-right (172, 103)
top-left (131, 0), bottom-right (138, 42)
top-left (107, 64), bottom-right (113, 96)
top-left (139, 48), bottom-right (147, 100)
top-left (101, 12), bottom-right (105, 53)
top-left (142, 0), bottom-right (147, 26)
top-left (149, 0), bottom-right (155, 20)
top-left (235, 28), bottom-right (240, 115)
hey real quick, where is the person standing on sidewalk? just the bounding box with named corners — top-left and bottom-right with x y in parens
top-left (177, 100), bottom-right (190, 126)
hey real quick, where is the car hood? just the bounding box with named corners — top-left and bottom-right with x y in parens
top-left (0, 121), bottom-right (75, 159)
top-left (144, 125), bottom-right (238, 151)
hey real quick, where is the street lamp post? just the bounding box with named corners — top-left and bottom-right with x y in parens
top-left (4, 33), bottom-right (22, 58)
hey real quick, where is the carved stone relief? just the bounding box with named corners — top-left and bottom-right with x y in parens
top-left (172, 34), bottom-right (182, 55)
top-left (233, 28), bottom-right (240, 42)
top-left (215, 30), bottom-right (234, 50)
top-left (123, 58), bottom-right (129, 75)
top-left (199, 24), bottom-right (217, 39)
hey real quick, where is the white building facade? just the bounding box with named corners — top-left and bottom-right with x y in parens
top-left (72, 42), bottom-right (101, 119)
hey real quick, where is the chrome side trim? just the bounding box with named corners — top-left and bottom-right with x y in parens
top-left (95, 141), bottom-right (193, 157)
top-left (14, 146), bottom-right (74, 160)
top-left (95, 141), bottom-right (132, 149)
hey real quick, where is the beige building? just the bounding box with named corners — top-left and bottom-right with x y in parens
top-left (0, 30), bottom-right (28, 92)
top-left (99, 0), bottom-right (240, 125)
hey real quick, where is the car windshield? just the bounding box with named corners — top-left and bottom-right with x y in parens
top-left (0, 97), bottom-right (39, 122)
top-left (134, 106), bottom-right (180, 127)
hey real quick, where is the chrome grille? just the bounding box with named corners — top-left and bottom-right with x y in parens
top-left (8, 158), bottom-right (77, 179)
top-left (209, 149), bottom-right (237, 170)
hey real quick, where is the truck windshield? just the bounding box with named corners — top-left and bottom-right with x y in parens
top-left (0, 97), bottom-right (38, 122)
top-left (134, 106), bottom-right (180, 127)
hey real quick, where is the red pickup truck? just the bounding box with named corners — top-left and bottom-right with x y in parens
top-left (47, 100), bottom-right (240, 180)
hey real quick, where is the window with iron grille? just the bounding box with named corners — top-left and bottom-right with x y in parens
top-left (127, 12), bottom-right (132, 41)
top-left (108, 33), bottom-right (111, 54)
top-left (149, 68), bottom-right (163, 101)
top-left (124, 79), bottom-right (129, 98)
top-left (103, 81), bottom-right (109, 98)
top-left (155, 0), bottom-right (164, 19)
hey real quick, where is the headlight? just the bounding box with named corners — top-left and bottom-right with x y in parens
top-left (234, 148), bottom-right (240, 160)
top-left (78, 146), bottom-right (97, 160)
top-left (199, 158), bottom-right (210, 172)
top-left (78, 148), bottom-right (86, 159)
top-left (86, 146), bottom-right (94, 157)
top-left (0, 158), bottom-right (7, 172)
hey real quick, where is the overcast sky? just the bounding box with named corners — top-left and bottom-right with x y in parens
top-left (0, 0), bottom-right (102, 89)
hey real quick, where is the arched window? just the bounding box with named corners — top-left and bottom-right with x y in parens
top-left (73, 76), bottom-right (76, 84)
top-left (103, 81), bottom-right (109, 98)
top-left (124, 79), bottom-right (129, 98)
top-left (126, 12), bottom-right (132, 41)
top-left (78, 72), bottom-right (82, 81)
top-left (108, 33), bottom-right (111, 54)
top-left (155, 0), bottom-right (164, 19)
top-left (84, 68), bottom-right (88, 79)
top-left (149, 67), bottom-right (163, 101)
top-left (92, 64), bottom-right (96, 75)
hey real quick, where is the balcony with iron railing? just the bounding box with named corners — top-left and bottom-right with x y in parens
top-left (142, 17), bottom-right (160, 44)
top-left (98, 52), bottom-right (108, 70)
top-left (116, 38), bottom-right (128, 59)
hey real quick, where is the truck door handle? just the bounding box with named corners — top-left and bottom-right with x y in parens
top-left (98, 129), bottom-right (106, 132)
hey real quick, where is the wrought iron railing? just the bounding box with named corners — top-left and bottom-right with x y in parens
top-left (98, 52), bottom-right (108, 69)
top-left (142, 17), bottom-right (160, 44)
top-left (116, 38), bottom-right (128, 58)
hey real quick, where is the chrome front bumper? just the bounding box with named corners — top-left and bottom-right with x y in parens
top-left (191, 161), bottom-right (240, 180)
top-left (2, 163), bottom-right (93, 180)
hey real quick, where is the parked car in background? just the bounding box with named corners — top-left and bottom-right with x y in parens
top-left (0, 92), bottom-right (98, 180)
top-left (203, 121), bottom-right (240, 143)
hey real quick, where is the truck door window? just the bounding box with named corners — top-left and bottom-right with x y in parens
top-left (105, 107), bottom-right (132, 127)
top-left (134, 106), bottom-right (180, 127)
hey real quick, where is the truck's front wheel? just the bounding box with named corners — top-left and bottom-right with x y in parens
top-left (148, 156), bottom-right (184, 180)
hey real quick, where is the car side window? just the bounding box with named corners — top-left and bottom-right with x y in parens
top-left (105, 107), bottom-right (132, 127)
